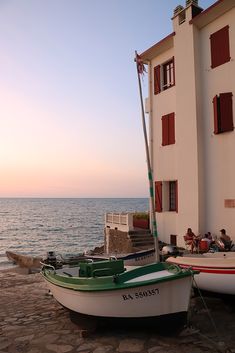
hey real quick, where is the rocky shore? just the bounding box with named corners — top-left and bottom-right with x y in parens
top-left (0, 268), bottom-right (235, 353)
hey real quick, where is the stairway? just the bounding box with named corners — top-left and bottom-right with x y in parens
top-left (129, 230), bottom-right (154, 250)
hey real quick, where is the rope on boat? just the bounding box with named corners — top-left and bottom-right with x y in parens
top-left (192, 276), bottom-right (219, 337)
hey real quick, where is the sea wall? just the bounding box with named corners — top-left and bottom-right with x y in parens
top-left (104, 228), bottom-right (133, 254)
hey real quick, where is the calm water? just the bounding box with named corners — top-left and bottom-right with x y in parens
top-left (0, 198), bottom-right (148, 269)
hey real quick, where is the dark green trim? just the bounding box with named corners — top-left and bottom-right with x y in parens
top-left (41, 262), bottom-right (194, 292)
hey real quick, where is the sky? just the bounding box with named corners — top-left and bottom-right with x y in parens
top-left (0, 0), bottom-right (215, 198)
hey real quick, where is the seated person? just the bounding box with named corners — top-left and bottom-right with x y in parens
top-left (199, 233), bottom-right (211, 252)
top-left (184, 228), bottom-right (199, 253)
top-left (207, 232), bottom-right (213, 241)
top-left (220, 229), bottom-right (232, 251)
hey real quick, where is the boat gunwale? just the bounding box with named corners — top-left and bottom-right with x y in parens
top-left (41, 262), bottom-right (194, 292)
top-left (167, 257), bottom-right (235, 270)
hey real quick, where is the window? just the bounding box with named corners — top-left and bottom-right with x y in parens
top-left (155, 180), bottom-right (178, 212)
top-left (162, 113), bottom-right (175, 146)
top-left (153, 57), bottom-right (175, 95)
top-left (163, 58), bottom-right (175, 90)
top-left (169, 181), bottom-right (177, 211)
top-left (210, 26), bottom-right (230, 69)
top-left (213, 92), bottom-right (233, 134)
top-left (170, 234), bottom-right (177, 246)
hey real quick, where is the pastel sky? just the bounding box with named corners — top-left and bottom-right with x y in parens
top-left (0, 0), bottom-right (214, 198)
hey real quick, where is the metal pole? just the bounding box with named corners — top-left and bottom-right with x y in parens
top-left (135, 51), bottom-right (160, 262)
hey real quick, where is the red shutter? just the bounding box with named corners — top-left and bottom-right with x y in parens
top-left (213, 95), bottom-right (219, 134)
top-left (155, 181), bottom-right (162, 212)
top-left (175, 180), bottom-right (178, 213)
top-left (154, 65), bottom-right (161, 95)
top-left (210, 25), bottom-right (230, 69)
top-left (220, 92), bottom-right (233, 132)
top-left (162, 115), bottom-right (169, 146)
top-left (168, 113), bottom-right (175, 144)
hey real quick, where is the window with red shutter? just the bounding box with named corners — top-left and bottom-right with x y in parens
top-left (155, 181), bottom-right (162, 212)
top-left (154, 65), bottom-right (161, 95)
top-left (213, 92), bottom-right (233, 134)
top-left (154, 58), bottom-right (175, 95)
top-left (210, 26), bottom-right (230, 69)
top-left (162, 113), bottom-right (175, 146)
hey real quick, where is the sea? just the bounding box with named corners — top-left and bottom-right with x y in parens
top-left (0, 198), bottom-right (148, 270)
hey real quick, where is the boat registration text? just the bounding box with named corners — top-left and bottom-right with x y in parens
top-left (122, 288), bottom-right (160, 301)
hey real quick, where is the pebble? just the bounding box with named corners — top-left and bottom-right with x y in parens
top-left (0, 269), bottom-right (235, 353)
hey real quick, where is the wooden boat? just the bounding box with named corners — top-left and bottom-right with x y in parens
top-left (5, 248), bottom-right (155, 270)
top-left (6, 251), bottom-right (42, 269)
top-left (166, 253), bottom-right (235, 295)
top-left (61, 248), bottom-right (156, 266)
top-left (41, 259), bottom-right (195, 322)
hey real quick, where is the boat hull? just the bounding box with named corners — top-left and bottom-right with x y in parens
top-left (45, 275), bottom-right (192, 318)
top-left (167, 256), bottom-right (235, 295)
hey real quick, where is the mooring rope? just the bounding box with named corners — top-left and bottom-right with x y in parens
top-left (192, 276), bottom-right (219, 337)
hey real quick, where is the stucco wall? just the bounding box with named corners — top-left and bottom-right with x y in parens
top-left (148, 4), bottom-right (235, 247)
top-left (199, 7), bottom-right (235, 238)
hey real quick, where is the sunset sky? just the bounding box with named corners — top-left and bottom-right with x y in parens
top-left (0, 0), bottom-right (214, 198)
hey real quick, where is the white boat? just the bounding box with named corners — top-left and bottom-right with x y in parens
top-left (41, 259), bottom-right (195, 322)
top-left (85, 248), bottom-right (156, 266)
top-left (166, 254), bottom-right (235, 295)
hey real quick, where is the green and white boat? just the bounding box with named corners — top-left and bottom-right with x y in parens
top-left (41, 259), bottom-right (194, 321)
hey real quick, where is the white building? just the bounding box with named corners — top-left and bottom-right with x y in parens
top-left (140, 0), bottom-right (235, 247)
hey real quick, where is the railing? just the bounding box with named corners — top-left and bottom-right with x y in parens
top-left (105, 213), bottom-right (134, 232)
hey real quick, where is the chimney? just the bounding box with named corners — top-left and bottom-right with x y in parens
top-left (172, 5), bottom-right (186, 26)
top-left (173, 5), bottom-right (184, 17)
top-left (185, 0), bottom-right (203, 19)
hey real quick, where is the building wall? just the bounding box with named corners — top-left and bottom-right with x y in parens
top-left (199, 7), bottom-right (235, 238)
top-left (173, 8), bottom-right (200, 245)
top-left (148, 3), bottom-right (235, 247)
top-left (150, 48), bottom-right (178, 245)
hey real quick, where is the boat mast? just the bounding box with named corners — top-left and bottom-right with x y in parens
top-left (135, 51), bottom-right (160, 263)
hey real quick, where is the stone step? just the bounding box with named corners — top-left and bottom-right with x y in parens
top-left (131, 239), bottom-right (154, 247)
top-left (132, 234), bottom-right (152, 239)
top-left (129, 229), bottom-right (151, 235)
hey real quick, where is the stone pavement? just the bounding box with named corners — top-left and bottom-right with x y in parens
top-left (0, 269), bottom-right (235, 353)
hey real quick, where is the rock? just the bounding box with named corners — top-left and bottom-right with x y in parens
top-left (179, 327), bottom-right (200, 336)
top-left (31, 333), bottom-right (59, 345)
top-left (15, 334), bottom-right (35, 343)
top-left (0, 340), bottom-right (11, 350)
top-left (46, 344), bottom-right (74, 352)
top-left (118, 338), bottom-right (145, 353)
top-left (77, 342), bottom-right (97, 351)
top-left (148, 346), bottom-right (165, 353)
top-left (93, 346), bottom-right (113, 353)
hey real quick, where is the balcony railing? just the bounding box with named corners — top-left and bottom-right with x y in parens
top-left (105, 213), bottom-right (134, 232)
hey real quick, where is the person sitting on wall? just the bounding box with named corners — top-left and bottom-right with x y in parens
top-left (219, 229), bottom-right (232, 251)
top-left (184, 228), bottom-right (199, 253)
